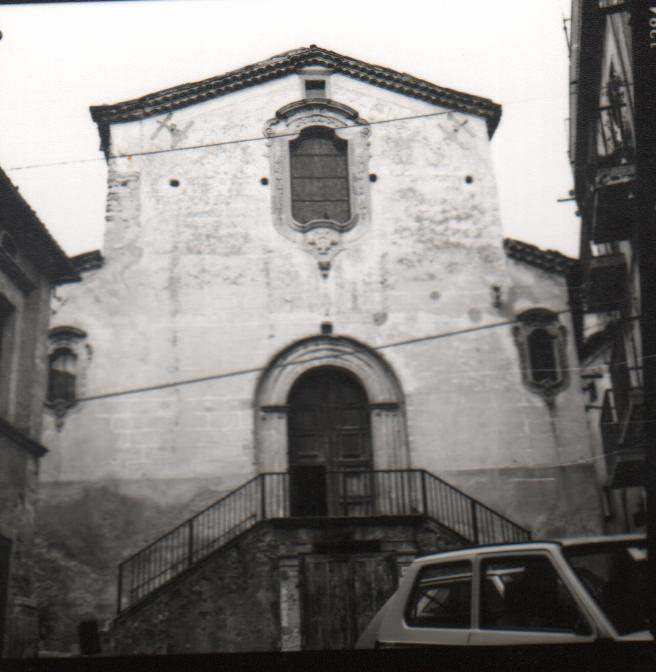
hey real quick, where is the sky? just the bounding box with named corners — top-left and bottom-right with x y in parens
top-left (0, 0), bottom-right (579, 257)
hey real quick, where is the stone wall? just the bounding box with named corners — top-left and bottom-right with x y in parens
top-left (0, 436), bottom-right (39, 657)
top-left (108, 517), bottom-right (465, 654)
top-left (0, 228), bottom-right (59, 657)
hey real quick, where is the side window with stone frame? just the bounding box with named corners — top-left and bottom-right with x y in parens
top-left (46, 326), bottom-right (90, 428)
top-left (48, 347), bottom-right (78, 406)
top-left (513, 309), bottom-right (568, 405)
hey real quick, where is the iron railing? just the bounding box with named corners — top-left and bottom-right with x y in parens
top-left (117, 469), bottom-right (530, 613)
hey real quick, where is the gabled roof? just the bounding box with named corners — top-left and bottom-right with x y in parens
top-left (0, 168), bottom-right (79, 285)
top-left (503, 238), bottom-right (578, 277)
top-left (90, 45), bottom-right (501, 136)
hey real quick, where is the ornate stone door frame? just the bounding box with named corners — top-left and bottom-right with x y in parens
top-left (254, 336), bottom-right (408, 473)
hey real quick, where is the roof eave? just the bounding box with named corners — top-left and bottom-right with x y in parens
top-left (89, 45), bottom-right (501, 141)
top-left (503, 238), bottom-right (578, 277)
top-left (0, 168), bottom-right (80, 285)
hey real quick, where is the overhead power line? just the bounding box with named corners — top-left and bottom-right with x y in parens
top-left (75, 312), bottom-right (564, 404)
top-left (6, 109), bottom-right (457, 173)
top-left (4, 78), bottom-right (633, 174)
top-left (72, 309), bottom-right (656, 405)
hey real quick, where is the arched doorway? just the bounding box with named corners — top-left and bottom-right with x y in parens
top-left (254, 336), bottom-right (408, 477)
top-left (288, 367), bottom-right (373, 517)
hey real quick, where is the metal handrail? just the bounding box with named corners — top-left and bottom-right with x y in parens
top-left (116, 469), bottom-right (530, 613)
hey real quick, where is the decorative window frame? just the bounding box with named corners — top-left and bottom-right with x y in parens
top-left (45, 326), bottom-right (91, 429)
top-left (264, 97), bottom-right (372, 277)
top-left (513, 309), bottom-right (569, 406)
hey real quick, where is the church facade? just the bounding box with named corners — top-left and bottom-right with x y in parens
top-left (36, 47), bottom-right (603, 653)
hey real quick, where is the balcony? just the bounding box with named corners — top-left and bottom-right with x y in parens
top-left (583, 253), bottom-right (627, 313)
top-left (600, 389), bottom-right (645, 489)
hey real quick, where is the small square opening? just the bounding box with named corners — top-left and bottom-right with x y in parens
top-left (305, 79), bottom-right (326, 98)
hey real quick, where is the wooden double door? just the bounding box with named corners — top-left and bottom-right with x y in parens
top-left (288, 367), bottom-right (373, 517)
top-left (301, 553), bottom-right (398, 649)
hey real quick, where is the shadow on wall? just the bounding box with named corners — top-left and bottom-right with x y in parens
top-left (32, 482), bottom-right (226, 654)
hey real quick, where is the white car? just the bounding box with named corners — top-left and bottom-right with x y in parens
top-left (356, 534), bottom-right (650, 648)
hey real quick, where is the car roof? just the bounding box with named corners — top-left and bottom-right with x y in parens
top-left (557, 533), bottom-right (645, 547)
top-left (411, 534), bottom-right (646, 566)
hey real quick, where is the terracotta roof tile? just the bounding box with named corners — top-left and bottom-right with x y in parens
top-left (90, 45), bottom-right (501, 136)
top-left (503, 238), bottom-right (578, 276)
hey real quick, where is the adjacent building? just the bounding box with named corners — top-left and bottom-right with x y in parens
top-left (568, 1), bottom-right (646, 532)
top-left (0, 168), bottom-right (78, 657)
top-left (36, 46), bottom-right (604, 653)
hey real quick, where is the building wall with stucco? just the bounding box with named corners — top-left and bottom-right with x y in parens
top-left (35, 52), bottom-right (603, 652)
top-left (0, 169), bottom-right (77, 658)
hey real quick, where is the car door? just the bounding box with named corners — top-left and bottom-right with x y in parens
top-left (469, 551), bottom-right (597, 645)
top-left (376, 560), bottom-right (473, 647)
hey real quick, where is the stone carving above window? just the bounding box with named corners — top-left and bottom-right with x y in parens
top-left (513, 309), bottom-right (569, 407)
top-left (264, 99), bottom-right (372, 277)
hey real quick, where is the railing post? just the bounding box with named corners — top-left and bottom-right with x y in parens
top-left (470, 499), bottom-right (479, 544)
top-left (187, 518), bottom-right (194, 567)
top-left (117, 564), bottom-right (124, 615)
top-left (421, 470), bottom-right (428, 515)
top-left (261, 474), bottom-right (267, 520)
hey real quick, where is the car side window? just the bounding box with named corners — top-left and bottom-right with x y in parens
top-left (405, 561), bottom-right (472, 629)
top-left (481, 555), bottom-right (590, 634)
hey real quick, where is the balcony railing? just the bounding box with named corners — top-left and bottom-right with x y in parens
top-left (117, 469), bottom-right (531, 613)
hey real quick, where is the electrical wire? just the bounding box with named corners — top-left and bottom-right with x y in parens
top-left (5, 109), bottom-right (457, 173)
top-left (3, 75), bottom-right (635, 174)
top-left (73, 312), bottom-right (571, 403)
top-left (71, 309), bottom-right (656, 404)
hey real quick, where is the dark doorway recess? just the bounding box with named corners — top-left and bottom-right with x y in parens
top-left (288, 367), bottom-right (373, 517)
top-left (302, 553), bottom-right (397, 649)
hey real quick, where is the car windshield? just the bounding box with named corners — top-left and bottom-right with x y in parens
top-left (563, 540), bottom-right (648, 636)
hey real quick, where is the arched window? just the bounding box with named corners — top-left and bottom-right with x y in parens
top-left (264, 99), bottom-right (372, 276)
top-left (513, 309), bottom-right (568, 405)
top-left (289, 126), bottom-right (350, 225)
top-left (527, 328), bottom-right (559, 384)
top-left (48, 348), bottom-right (77, 405)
